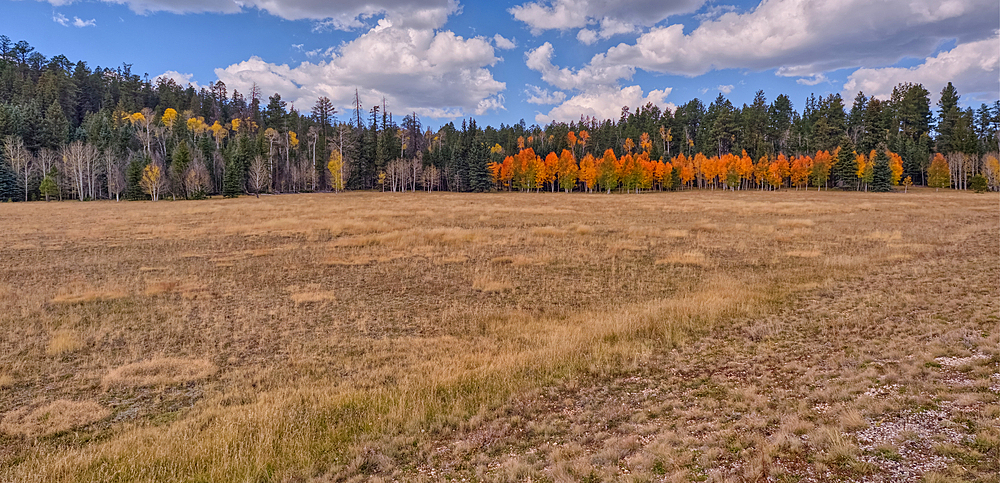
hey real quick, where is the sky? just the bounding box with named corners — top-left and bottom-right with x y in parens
top-left (2, 0), bottom-right (998, 128)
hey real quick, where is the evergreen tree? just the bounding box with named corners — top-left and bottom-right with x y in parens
top-left (871, 149), bottom-right (893, 192)
top-left (468, 141), bottom-right (490, 192)
top-left (833, 136), bottom-right (857, 189)
top-left (0, 154), bottom-right (16, 201)
top-left (125, 156), bottom-right (147, 200)
top-left (936, 82), bottom-right (960, 154)
top-left (171, 141), bottom-right (191, 198)
top-left (223, 147), bottom-right (243, 198)
top-left (42, 99), bottom-right (68, 148)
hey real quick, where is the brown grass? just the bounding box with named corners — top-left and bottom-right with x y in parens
top-left (102, 358), bottom-right (217, 389)
top-left (1, 400), bottom-right (109, 437)
top-left (0, 189), bottom-right (995, 482)
top-left (46, 329), bottom-right (83, 356)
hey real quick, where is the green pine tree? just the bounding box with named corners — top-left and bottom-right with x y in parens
top-left (871, 149), bottom-right (893, 192)
top-left (833, 136), bottom-right (858, 189)
top-left (969, 174), bottom-right (988, 193)
top-left (223, 148), bottom-right (243, 198)
top-left (125, 156), bottom-right (148, 200)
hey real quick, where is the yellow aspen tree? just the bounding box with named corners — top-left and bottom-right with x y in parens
top-left (327, 150), bottom-right (345, 192)
top-left (140, 164), bottom-right (163, 201)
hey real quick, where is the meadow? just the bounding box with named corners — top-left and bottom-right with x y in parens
top-left (0, 189), bottom-right (997, 482)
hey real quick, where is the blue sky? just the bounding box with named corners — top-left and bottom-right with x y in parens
top-left (3, 0), bottom-right (998, 128)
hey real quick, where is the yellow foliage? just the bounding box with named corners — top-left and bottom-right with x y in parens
top-left (231, 118), bottom-right (241, 132)
top-left (289, 131), bottom-right (299, 149)
top-left (161, 108), bottom-right (178, 129)
top-left (327, 151), bottom-right (344, 192)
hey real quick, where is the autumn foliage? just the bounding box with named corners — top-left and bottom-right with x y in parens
top-left (487, 131), bottom-right (909, 193)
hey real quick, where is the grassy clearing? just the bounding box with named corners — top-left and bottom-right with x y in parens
top-left (0, 188), bottom-right (996, 482)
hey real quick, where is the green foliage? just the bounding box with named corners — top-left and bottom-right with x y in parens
top-left (223, 147), bottom-right (243, 198)
top-left (969, 174), bottom-right (988, 193)
top-left (834, 137), bottom-right (858, 189)
top-left (125, 157), bottom-right (148, 200)
top-left (39, 169), bottom-right (58, 200)
top-left (871, 150), bottom-right (893, 192)
top-left (0, 156), bottom-right (15, 201)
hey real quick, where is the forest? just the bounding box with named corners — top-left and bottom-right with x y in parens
top-left (0, 34), bottom-right (998, 202)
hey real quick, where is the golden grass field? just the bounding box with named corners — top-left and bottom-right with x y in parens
top-left (0, 189), bottom-right (997, 482)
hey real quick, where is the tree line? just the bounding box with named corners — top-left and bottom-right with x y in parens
top-left (0, 34), bottom-right (997, 201)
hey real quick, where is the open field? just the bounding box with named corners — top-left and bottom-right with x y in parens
top-left (0, 189), bottom-right (997, 482)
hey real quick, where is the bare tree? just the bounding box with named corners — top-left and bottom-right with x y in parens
top-left (184, 159), bottom-right (211, 199)
top-left (105, 149), bottom-right (125, 201)
top-left (62, 141), bottom-right (99, 201)
top-left (2, 135), bottom-right (33, 201)
top-left (247, 155), bottom-right (270, 198)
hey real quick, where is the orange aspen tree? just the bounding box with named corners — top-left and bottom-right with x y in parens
top-left (811, 150), bottom-right (832, 190)
top-left (766, 159), bottom-right (782, 190)
top-left (775, 153), bottom-right (790, 187)
top-left (927, 153), bottom-right (950, 190)
top-left (557, 149), bottom-right (578, 192)
top-left (855, 152), bottom-right (867, 191)
top-left (579, 153), bottom-right (597, 192)
top-left (543, 152), bottom-right (559, 191)
top-left (790, 155), bottom-right (813, 189)
top-left (754, 155), bottom-right (770, 189)
top-left (597, 148), bottom-right (618, 193)
top-left (888, 152), bottom-right (903, 186)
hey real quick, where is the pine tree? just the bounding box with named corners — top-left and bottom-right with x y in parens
top-left (125, 156), bottom-right (147, 200)
top-left (0, 156), bottom-right (16, 201)
top-left (223, 148), bottom-right (243, 198)
top-left (468, 141), bottom-right (490, 192)
top-left (833, 136), bottom-right (857, 189)
top-left (871, 149), bottom-right (893, 192)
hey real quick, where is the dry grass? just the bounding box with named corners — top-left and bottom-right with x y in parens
top-left (1, 400), bottom-right (109, 437)
top-left (102, 358), bottom-right (217, 389)
top-left (46, 329), bottom-right (83, 356)
top-left (0, 189), bottom-right (996, 482)
top-left (655, 251), bottom-right (709, 266)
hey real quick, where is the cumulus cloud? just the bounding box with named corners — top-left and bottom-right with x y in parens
top-left (525, 42), bottom-right (634, 91)
top-left (597, 0), bottom-right (998, 78)
top-left (717, 84), bottom-right (733, 94)
top-left (155, 71), bottom-right (200, 89)
top-left (525, 42), bottom-right (672, 124)
top-left (42, 0), bottom-right (459, 29)
top-left (534, 85), bottom-right (671, 124)
top-left (493, 34), bottom-right (516, 50)
top-left (510, 0), bottom-right (704, 41)
top-left (843, 35), bottom-right (999, 102)
top-left (524, 85), bottom-right (567, 104)
top-left (215, 22), bottom-right (505, 119)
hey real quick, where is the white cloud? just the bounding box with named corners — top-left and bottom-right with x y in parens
top-left (843, 35), bottom-right (999, 102)
top-left (534, 85), bottom-right (672, 124)
top-left (525, 42), bottom-right (634, 91)
top-left (155, 71), bottom-right (200, 89)
top-left (510, 0), bottom-right (704, 41)
top-left (53, 12), bottom-right (96, 27)
top-left (42, 0), bottom-right (459, 30)
top-left (597, 0), bottom-right (998, 78)
top-left (524, 85), bottom-right (567, 104)
top-left (575, 17), bottom-right (636, 45)
top-left (215, 23), bottom-right (505, 119)
top-left (493, 34), bottom-right (516, 50)
top-left (717, 84), bottom-right (733, 94)
top-left (794, 73), bottom-right (827, 86)
top-left (72, 16), bottom-right (96, 27)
